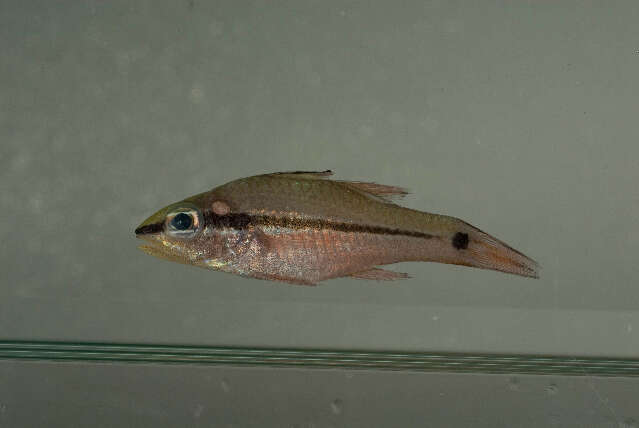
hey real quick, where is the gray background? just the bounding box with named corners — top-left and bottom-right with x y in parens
top-left (0, 0), bottom-right (639, 355)
top-left (1, 1), bottom-right (639, 425)
top-left (2, 0), bottom-right (639, 354)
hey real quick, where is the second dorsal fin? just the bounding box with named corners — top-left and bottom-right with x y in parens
top-left (270, 171), bottom-right (409, 202)
top-left (338, 180), bottom-right (409, 203)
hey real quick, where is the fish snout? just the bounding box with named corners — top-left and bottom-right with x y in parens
top-left (135, 206), bottom-right (170, 237)
top-left (134, 221), bottom-right (164, 236)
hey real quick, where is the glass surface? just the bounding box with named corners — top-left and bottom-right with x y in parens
top-left (2, 0), bottom-right (638, 368)
top-left (2, 360), bottom-right (638, 428)
top-left (2, 340), bottom-right (639, 377)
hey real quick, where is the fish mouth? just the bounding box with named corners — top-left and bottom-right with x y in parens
top-left (135, 231), bottom-right (167, 256)
top-left (137, 242), bottom-right (162, 256)
top-left (135, 230), bottom-right (192, 265)
top-left (135, 230), bottom-right (161, 249)
top-left (135, 221), bottom-right (165, 254)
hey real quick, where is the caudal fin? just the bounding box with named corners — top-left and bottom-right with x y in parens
top-left (444, 221), bottom-right (539, 279)
top-left (462, 224), bottom-right (539, 278)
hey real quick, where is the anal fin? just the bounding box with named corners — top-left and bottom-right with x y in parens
top-left (249, 271), bottom-right (317, 286)
top-left (350, 267), bottom-right (410, 281)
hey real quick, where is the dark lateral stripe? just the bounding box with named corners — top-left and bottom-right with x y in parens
top-left (204, 211), bottom-right (252, 229)
top-left (204, 211), bottom-right (434, 239)
top-left (135, 222), bottom-right (164, 235)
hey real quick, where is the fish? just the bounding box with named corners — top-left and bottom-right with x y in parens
top-left (134, 170), bottom-right (539, 285)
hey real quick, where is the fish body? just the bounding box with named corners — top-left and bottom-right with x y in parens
top-left (135, 171), bottom-right (539, 285)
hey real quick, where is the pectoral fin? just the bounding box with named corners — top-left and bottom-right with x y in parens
top-left (350, 268), bottom-right (410, 281)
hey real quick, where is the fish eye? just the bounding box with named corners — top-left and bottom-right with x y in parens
top-left (171, 212), bottom-right (192, 230)
top-left (166, 207), bottom-right (201, 237)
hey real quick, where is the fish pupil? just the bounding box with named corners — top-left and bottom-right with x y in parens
top-left (171, 212), bottom-right (193, 230)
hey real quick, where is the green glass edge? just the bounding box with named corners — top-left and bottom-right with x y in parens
top-left (1, 340), bottom-right (638, 376)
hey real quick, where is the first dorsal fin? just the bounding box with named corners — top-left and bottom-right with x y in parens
top-left (338, 180), bottom-right (409, 203)
top-left (273, 170), bottom-right (334, 178)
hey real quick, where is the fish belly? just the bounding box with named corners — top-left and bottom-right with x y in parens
top-left (245, 228), bottom-right (430, 285)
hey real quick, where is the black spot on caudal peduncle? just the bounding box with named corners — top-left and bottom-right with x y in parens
top-left (452, 232), bottom-right (469, 250)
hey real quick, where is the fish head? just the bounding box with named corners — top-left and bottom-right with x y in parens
top-left (134, 192), bottom-right (227, 266)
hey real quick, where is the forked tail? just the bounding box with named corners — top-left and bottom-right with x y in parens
top-left (434, 219), bottom-right (540, 279)
top-left (468, 229), bottom-right (539, 278)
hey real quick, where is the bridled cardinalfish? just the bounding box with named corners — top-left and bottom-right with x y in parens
top-left (135, 171), bottom-right (539, 285)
